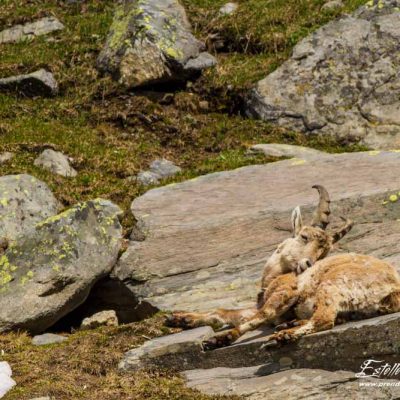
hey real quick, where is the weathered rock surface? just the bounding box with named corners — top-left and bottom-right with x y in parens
top-left (119, 326), bottom-right (214, 371)
top-left (0, 199), bottom-right (122, 334)
top-left (34, 149), bottom-right (77, 177)
top-left (120, 312), bottom-right (400, 375)
top-left (249, 143), bottom-right (325, 160)
top-left (321, 0), bottom-right (344, 11)
top-left (246, 0), bottom-right (400, 149)
top-left (115, 151), bottom-right (400, 315)
top-left (0, 361), bottom-right (16, 398)
top-left (0, 17), bottom-right (64, 44)
top-left (97, 0), bottom-right (216, 87)
top-left (184, 367), bottom-right (400, 399)
top-left (136, 159), bottom-right (181, 186)
top-left (0, 174), bottom-right (59, 241)
top-left (219, 2), bottom-right (239, 16)
top-left (80, 310), bottom-right (118, 330)
top-left (0, 69), bottom-right (58, 97)
top-left (136, 171), bottom-right (161, 186)
top-left (0, 152), bottom-right (14, 164)
top-left (32, 333), bottom-right (67, 346)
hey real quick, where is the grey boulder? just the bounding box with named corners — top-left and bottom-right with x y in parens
top-left (115, 151), bottom-right (400, 315)
top-left (0, 199), bottom-right (122, 334)
top-left (247, 0), bottom-right (400, 149)
top-left (0, 174), bottom-right (59, 241)
top-left (97, 0), bottom-right (217, 87)
top-left (34, 149), bottom-right (77, 177)
top-left (0, 69), bottom-right (58, 97)
top-left (136, 159), bottom-right (181, 186)
top-left (0, 17), bottom-right (64, 44)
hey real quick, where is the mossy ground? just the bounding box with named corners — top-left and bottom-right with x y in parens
top-left (1, 314), bottom-right (236, 400)
top-left (1, 0), bottom-right (367, 398)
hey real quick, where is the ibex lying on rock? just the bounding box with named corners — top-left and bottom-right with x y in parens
top-left (167, 186), bottom-right (400, 349)
top-left (167, 186), bottom-right (352, 330)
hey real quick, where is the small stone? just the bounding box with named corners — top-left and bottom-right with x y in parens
top-left (136, 159), bottom-right (181, 186)
top-left (80, 310), bottom-right (118, 330)
top-left (248, 144), bottom-right (325, 160)
top-left (198, 101), bottom-right (209, 111)
top-left (0, 69), bottom-right (58, 97)
top-left (321, 0), bottom-right (344, 11)
top-left (32, 333), bottom-right (67, 346)
top-left (219, 2), bottom-right (239, 16)
top-left (0, 362), bottom-right (16, 398)
top-left (0, 152), bottom-right (14, 164)
top-left (149, 159), bottom-right (181, 178)
top-left (136, 170), bottom-right (161, 186)
top-left (34, 149), bottom-right (77, 177)
top-left (0, 17), bottom-right (64, 44)
top-left (184, 52), bottom-right (217, 72)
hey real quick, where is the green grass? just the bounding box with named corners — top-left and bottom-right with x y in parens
top-left (0, 0), bottom-right (368, 233)
top-left (183, 0), bottom-right (367, 87)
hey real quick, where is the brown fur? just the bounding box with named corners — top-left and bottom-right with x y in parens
top-left (204, 254), bottom-right (400, 349)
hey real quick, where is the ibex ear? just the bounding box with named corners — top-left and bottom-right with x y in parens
top-left (291, 206), bottom-right (303, 237)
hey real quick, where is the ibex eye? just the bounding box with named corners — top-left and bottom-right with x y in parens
top-left (301, 234), bottom-right (308, 242)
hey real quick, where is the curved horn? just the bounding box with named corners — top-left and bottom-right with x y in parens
top-left (311, 185), bottom-right (331, 229)
top-left (332, 217), bottom-right (353, 243)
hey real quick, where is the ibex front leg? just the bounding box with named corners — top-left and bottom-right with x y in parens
top-left (203, 273), bottom-right (299, 350)
top-left (165, 307), bottom-right (259, 330)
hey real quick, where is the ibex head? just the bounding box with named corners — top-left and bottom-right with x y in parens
top-left (272, 185), bottom-right (353, 275)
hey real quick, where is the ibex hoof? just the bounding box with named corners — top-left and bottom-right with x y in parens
top-left (203, 330), bottom-right (238, 351)
top-left (164, 312), bottom-right (196, 329)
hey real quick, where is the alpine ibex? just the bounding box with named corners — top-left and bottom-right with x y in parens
top-left (203, 252), bottom-right (400, 349)
top-left (166, 185), bottom-right (353, 333)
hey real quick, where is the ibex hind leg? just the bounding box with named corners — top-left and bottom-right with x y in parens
top-left (165, 307), bottom-right (258, 330)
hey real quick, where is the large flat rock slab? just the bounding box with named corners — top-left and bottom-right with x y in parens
top-left (120, 312), bottom-right (400, 374)
top-left (184, 367), bottom-right (400, 399)
top-left (0, 199), bottom-right (122, 334)
top-left (246, 0), bottom-right (400, 150)
top-left (115, 151), bottom-right (400, 314)
top-left (0, 174), bottom-right (59, 241)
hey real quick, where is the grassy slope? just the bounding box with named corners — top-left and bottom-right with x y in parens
top-left (2, 314), bottom-right (236, 400)
top-left (0, 0), bottom-right (367, 230)
top-left (1, 0), bottom-right (366, 398)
